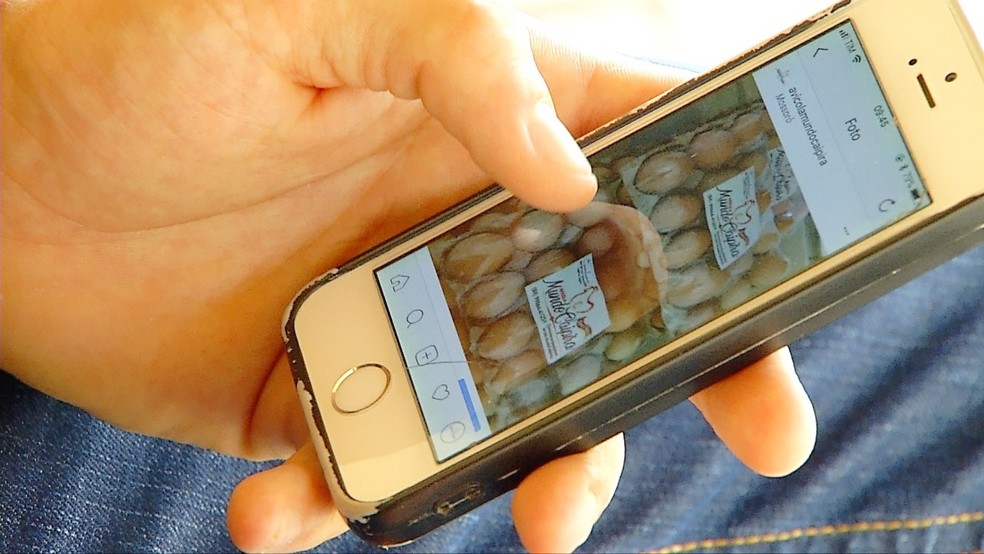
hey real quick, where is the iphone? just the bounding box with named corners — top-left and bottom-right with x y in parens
top-left (284, 0), bottom-right (984, 545)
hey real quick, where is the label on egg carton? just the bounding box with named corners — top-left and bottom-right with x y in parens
top-left (525, 254), bottom-right (612, 364)
top-left (703, 167), bottom-right (763, 270)
top-left (759, 147), bottom-right (800, 207)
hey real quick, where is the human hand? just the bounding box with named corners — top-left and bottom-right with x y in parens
top-left (1, 1), bottom-right (816, 552)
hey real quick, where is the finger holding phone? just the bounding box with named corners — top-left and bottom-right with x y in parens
top-left (2, 0), bottom-right (820, 552)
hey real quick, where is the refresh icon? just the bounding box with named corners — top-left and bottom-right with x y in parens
top-left (878, 198), bottom-right (897, 213)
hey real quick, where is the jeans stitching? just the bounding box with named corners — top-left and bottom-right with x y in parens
top-left (646, 511), bottom-right (984, 553)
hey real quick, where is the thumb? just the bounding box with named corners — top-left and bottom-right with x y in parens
top-left (227, 443), bottom-right (348, 553)
top-left (287, 0), bottom-right (597, 211)
top-left (512, 434), bottom-right (626, 553)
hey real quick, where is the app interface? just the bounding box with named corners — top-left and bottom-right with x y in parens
top-left (375, 22), bottom-right (929, 462)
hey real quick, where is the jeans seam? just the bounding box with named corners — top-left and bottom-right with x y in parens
top-left (646, 511), bottom-right (984, 553)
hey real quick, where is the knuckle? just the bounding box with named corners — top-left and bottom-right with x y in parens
top-left (442, 0), bottom-right (523, 53)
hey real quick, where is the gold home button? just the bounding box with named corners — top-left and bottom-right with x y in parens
top-left (331, 364), bottom-right (391, 414)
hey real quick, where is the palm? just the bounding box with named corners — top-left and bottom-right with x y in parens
top-left (3, 2), bottom-right (513, 460)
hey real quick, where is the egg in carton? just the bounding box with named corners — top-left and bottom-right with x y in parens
top-left (430, 198), bottom-right (670, 421)
top-left (613, 103), bottom-right (774, 231)
top-left (592, 99), bottom-right (820, 346)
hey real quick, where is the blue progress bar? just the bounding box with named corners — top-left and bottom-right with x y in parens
top-left (458, 379), bottom-right (482, 432)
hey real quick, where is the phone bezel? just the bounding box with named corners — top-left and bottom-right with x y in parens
top-left (287, 0), bottom-right (984, 507)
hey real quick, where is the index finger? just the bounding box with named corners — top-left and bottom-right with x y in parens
top-left (282, 0), bottom-right (689, 213)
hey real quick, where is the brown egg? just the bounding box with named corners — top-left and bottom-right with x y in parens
top-left (689, 128), bottom-right (739, 170)
top-left (525, 249), bottom-right (576, 283)
top-left (461, 272), bottom-right (526, 322)
top-left (592, 166), bottom-right (620, 186)
top-left (604, 324), bottom-right (646, 362)
top-left (634, 150), bottom-right (694, 195)
top-left (748, 252), bottom-right (790, 288)
top-left (469, 210), bottom-right (522, 234)
top-left (719, 278), bottom-right (755, 310)
top-left (742, 151), bottom-right (769, 177)
top-left (737, 132), bottom-right (768, 155)
top-left (503, 249), bottom-right (533, 272)
top-left (566, 202), bottom-right (609, 228)
top-left (470, 357), bottom-right (503, 387)
top-left (607, 297), bottom-right (650, 332)
top-left (555, 224), bottom-right (583, 249)
top-left (757, 189), bottom-right (773, 214)
top-left (663, 229), bottom-right (712, 270)
top-left (486, 349), bottom-right (548, 396)
top-left (595, 249), bottom-right (641, 301)
top-left (726, 252), bottom-right (755, 277)
top-left (666, 264), bottom-right (731, 308)
top-left (442, 232), bottom-right (514, 282)
top-left (772, 199), bottom-right (792, 216)
top-left (510, 375), bottom-right (556, 409)
top-left (428, 236), bottom-right (459, 265)
top-left (475, 311), bottom-right (537, 361)
top-left (698, 167), bottom-right (743, 193)
top-left (751, 231), bottom-right (780, 255)
top-left (613, 156), bottom-right (639, 174)
top-left (575, 223), bottom-right (616, 259)
top-left (731, 109), bottom-right (769, 143)
top-left (512, 211), bottom-right (565, 252)
top-left (677, 302), bottom-right (719, 334)
top-left (650, 195), bottom-right (703, 233)
top-left (774, 213), bottom-right (798, 233)
top-left (774, 195), bottom-right (806, 231)
top-left (650, 309), bottom-right (666, 330)
top-left (558, 354), bottom-right (604, 396)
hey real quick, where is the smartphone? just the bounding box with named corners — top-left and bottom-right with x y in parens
top-left (283, 0), bottom-right (984, 545)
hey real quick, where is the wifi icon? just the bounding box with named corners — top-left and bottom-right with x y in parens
top-left (852, 54), bottom-right (863, 63)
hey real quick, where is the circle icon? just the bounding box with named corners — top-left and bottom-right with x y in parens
top-left (331, 364), bottom-right (391, 414)
top-left (440, 422), bottom-right (466, 443)
top-left (406, 309), bottom-right (424, 327)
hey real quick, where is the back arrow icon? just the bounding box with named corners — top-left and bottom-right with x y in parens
top-left (813, 47), bottom-right (829, 57)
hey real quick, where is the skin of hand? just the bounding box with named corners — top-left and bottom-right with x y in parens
top-left (1, 0), bottom-right (817, 552)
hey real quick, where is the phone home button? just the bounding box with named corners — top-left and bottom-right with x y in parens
top-left (331, 364), bottom-right (391, 414)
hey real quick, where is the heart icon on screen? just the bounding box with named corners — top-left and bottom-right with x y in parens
top-left (432, 384), bottom-right (450, 401)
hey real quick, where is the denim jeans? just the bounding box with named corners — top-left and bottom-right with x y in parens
top-left (3, 244), bottom-right (983, 553)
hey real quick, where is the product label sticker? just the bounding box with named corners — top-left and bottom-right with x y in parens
top-left (704, 167), bottom-right (763, 270)
top-left (525, 254), bottom-right (611, 364)
top-left (760, 148), bottom-right (800, 206)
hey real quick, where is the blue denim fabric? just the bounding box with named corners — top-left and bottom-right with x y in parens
top-left (3, 244), bottom-right (983, 553)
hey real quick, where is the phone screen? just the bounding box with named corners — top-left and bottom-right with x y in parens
top-left (375, 21), bottom-right (930, 462)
